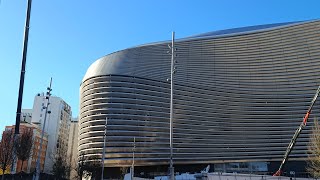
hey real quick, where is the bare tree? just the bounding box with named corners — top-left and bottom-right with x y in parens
top-left (76, 153), bottom-right (87, 180)
top-left (14, 127), bottom-right (33, 172)
top-left (307, 119), bottom-right (320, 178)
top-left (49, 134), bottom-right (70, 179)
top-left (0, 129), bottom-right (14, 180)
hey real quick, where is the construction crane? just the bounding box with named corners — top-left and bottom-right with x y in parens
top-left (273, 85), bottom-right (320, 176)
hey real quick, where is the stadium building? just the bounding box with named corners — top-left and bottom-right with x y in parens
top-left (79, 20), bottom-right (320, 177)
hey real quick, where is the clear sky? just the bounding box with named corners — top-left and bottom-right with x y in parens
top-left (0, 0), bottom-right (319, 133)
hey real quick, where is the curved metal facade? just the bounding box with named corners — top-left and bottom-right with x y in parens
top-left (79, 20), bottom-right (320, 167)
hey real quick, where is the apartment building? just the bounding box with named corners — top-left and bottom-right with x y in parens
top-left (31, 95), bottom-right (72, 173)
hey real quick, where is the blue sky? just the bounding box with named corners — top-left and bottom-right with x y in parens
top-left (0, 0), bottom-right (319, 133)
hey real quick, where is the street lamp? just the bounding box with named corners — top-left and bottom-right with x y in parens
top-left (168, 31), bottom-right (177, 180)
top-left (33, 78), bottom-right (52, 180)
top-left (131, 137), bottom-right (136, 180)
top-left (101, 117), bottom-right (108, 180)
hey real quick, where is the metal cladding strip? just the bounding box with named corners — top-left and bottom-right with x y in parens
top-left (79, 20), bottom-right (320, 167)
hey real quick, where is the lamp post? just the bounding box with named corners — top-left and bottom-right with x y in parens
top-left (101, 117), bottom-right (108, 180)
top-left (168, 31), bottom-right (177, 180)
top-left (131, 137), bottom-right (136, 180)
top-left (33, 78), bottom-right (52, 180)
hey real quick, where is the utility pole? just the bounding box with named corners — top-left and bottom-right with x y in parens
top-left (101, 117), bottom-right (108, 180)
top-left (33, 78), bottom-right (52, 180)
top-left (12, 0), bottom-right (33, 173)
top-left (168, 31), bottom-right (177, 180)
